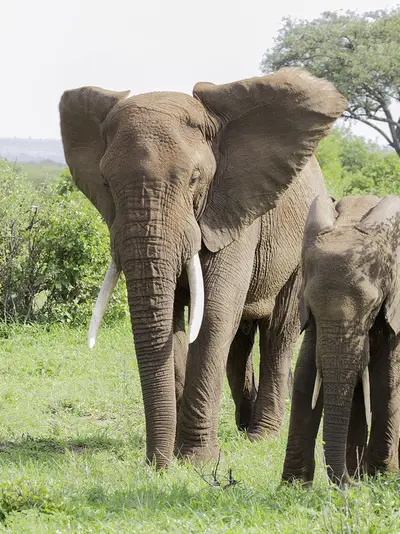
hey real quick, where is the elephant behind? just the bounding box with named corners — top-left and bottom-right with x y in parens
top-left (282, 195), bottom-right (400, 486)
top-left (59, 69), bottom-right (346, 468)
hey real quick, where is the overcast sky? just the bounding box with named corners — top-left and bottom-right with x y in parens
top-left (1, 0), bottom-right (398, 140)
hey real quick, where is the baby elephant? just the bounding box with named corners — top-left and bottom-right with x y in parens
top-left (282, 194), bottom-right (400, 486)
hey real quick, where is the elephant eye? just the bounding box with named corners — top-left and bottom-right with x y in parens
top-left (190, 170), bottom-right (201, 187)
top-left (102, 175), bottom-right (110, 189)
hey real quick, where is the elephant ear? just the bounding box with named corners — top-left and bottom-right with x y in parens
top-left (303, 195), bottom-right (337, 243)
top-left (193, 68), bottom-right (347, 252)
top-left (299, 195), bottom-right (338, 332)
top-left (356, 196), bottom-right (400, 334)
top-left (59, 86), bottom-right (131, 228)
top-left (385, 264), bottom-right (400, 335)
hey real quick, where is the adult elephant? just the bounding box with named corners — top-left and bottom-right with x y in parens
top-left (59, 69), bottom-right (346, 468)
top-left (282, 195), bottom-right (400, 486)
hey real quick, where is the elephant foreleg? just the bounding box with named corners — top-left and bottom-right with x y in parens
top-left (176, 228), bottom-right (258, 461)
top-left (226, 320), bottom-right (258, 431)
top-left (366, 324), bottom-right (400, 475)
top-left (248, 269), bottom-right (301, 438)
top-left (281, 323), bottom-right (322, 484)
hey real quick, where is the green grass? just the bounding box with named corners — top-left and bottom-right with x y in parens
top-left (0, 322), bottom-right (399, 532)
top-left (14, 161), bottom-right (64, 187)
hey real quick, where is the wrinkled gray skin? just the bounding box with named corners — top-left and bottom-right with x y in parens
top-left (59, 69), bottom-right (346, 468)
top-left (282, 195), bottom-right (400, 486)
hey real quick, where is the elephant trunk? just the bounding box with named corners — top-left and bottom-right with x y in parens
top-left (124, 253), bottom-right (177, 467)
top-left (114, 180), bottom-right (202, 468)
top-left (317, 330), bottom-right (368, 485)
top-left (322, 369), bottom-right (356, 485)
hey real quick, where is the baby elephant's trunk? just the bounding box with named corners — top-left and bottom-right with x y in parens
top-left (314, 331), bottom-right (370, 484)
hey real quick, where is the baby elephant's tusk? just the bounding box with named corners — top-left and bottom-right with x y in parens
top-left (362, 366), bottom-right (371, 427)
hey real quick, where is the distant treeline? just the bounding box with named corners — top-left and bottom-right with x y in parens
top-left (0, 138), bottom-right (65, 165)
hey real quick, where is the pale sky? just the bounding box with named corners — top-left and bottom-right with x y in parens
top-left (1, 0), bottom-right (398, 140)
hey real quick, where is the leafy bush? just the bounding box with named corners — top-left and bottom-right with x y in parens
top-left (0, 160), bottom-right (128, 325)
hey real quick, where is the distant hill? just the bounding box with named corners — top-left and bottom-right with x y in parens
top-left (0, 138), bottom-right (65, 165)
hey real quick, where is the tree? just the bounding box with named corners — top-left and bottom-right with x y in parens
top-left (315, 128), bottom-right (400, 198)
top-left (261, 9), bottom-right (400, 155)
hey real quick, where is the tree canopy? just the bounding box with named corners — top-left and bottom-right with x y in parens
top-left (261, 9), bottom-right (400, 155)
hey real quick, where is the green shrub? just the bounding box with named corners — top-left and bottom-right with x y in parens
top-left (0, 478), bottom-right (67, 520)
top-left (0, 160), bottom-right (128, 325)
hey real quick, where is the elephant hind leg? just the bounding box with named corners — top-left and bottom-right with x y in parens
top-left (176, 226), bottom-right (259, 461)
top-left (282, 322), bottom-right (322, 485)
top-left (366, 323), bottom-right (400, 475)
top-left (226, 320), bottom-right (258, 431)
top-left (248, 268), bottom-right (301, 439)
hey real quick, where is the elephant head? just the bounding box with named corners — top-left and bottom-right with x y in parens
top-left (300, 194), bottom-right (400, 483)
top-left (59, 69), bottom-right (346, 467)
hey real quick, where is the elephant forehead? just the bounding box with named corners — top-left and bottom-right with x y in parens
top-left (307, 241), bottom-right (384, 281)
top-left (102, 95), bottom-right (216, 181)
top-left (111, 91), bottom-right (208, 129)
top-left (304, 242), bottom-right (384, 316)
top-left (335, 195), bottom-right (380, 225)
top-left (103, 98), bottom-right (210, 165)
top-left (311, 227), bottom-right (373, 256)
top-left (101, 123), bottom-right (215, 183)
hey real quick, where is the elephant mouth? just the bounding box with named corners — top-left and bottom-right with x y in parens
top-left (87, 252), bottom-right (204, 348)
top-left (311, 365), bottom-right (371, 427)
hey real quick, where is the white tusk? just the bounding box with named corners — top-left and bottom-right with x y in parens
top-left (187, 253), bottom-right (204, 344)
top-left (362, 366), bottom-right (371, 427)
top-left (311, 369), bottom-right (322, 410)
top-left (88, 260), bottom-right (120, 349)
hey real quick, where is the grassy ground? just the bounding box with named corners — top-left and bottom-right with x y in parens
top-left (15, 162), bottom-right (63, 187)
top-left (0, 322), bottom-right (399, 532)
